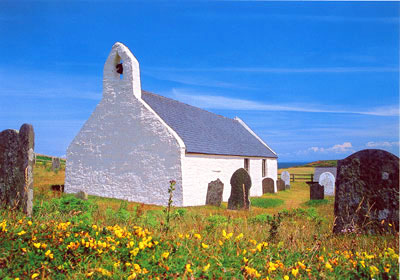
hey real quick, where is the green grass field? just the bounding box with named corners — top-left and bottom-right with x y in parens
top-left (0, 164), bottom-right (398, 279)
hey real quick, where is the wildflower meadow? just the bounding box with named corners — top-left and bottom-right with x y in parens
top-left (0, 164), bottom-right (398, 279)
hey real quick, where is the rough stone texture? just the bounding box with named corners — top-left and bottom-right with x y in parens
top-left (318, 172), bottom-right (335, 196)
top-left (281, 171), bottom-right (290, 186)
top-left (65, 43), bottom-right (185, 206)
top-left (75, 191), bottom-right (88, 200)
top-left (276, 179), bottom-right (285, 191)
top-left (0, 124), bottom-right (34, 216)
top-left (205, 179), bottom-right (224, 206)
top-left (314, 167), bottom-right (337, 182)
top-left (51, 157), bottom-right (61, 171)
top-left (308, 182), bottom-right (324, 200)
top-left (262, 178), bottom-right (275, 194)
top-left (228, 168), bottom-right (251, 210)
top-left (333, 149), bottom-right (399, 234)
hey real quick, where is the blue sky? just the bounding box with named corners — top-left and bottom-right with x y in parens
top-left (0, 1), bottom-right (398, 162)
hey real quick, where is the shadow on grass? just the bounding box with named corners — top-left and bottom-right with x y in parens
top-left (250, 197), bottom-right (284, 209)
top-left (302, 199), bottom-right (331, 207)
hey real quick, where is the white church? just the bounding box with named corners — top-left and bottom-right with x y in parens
top-left (65, 42), bottom-right (278, 206)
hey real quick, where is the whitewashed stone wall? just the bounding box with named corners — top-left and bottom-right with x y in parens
top-left (65, 43), bottom-right (185, 206)
top-left (182, 154), bottom-right (278, 206)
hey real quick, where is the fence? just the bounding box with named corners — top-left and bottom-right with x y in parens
top-left (278, 173), bottom-right (313, 182)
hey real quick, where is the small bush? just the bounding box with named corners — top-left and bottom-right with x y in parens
top-left (248, 213), bottom-right (273, 224)
top-left (205, 214), bottom-right (228, 232)
top-left (172, 208), bottom-right (187, 219)
top-left (250, 197), bottom-right (284, 208)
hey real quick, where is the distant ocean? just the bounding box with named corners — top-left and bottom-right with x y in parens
top-left (278, 162), bottom-right (309, 169)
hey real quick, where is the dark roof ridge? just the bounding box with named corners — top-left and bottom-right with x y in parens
top-left (141, 90), bottom-right (237, 123)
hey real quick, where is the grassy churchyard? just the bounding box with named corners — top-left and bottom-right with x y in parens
top-left (0, 163), bottom-right (398, 279)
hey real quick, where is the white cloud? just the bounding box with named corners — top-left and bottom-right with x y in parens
top-left (148, 66), bottom-right (398, 74)
top-left (309, 142), bottom-right (353, 153)
top-left (170, 89), bottom-right (400, 117)
top-left (366, 141), bottom-right (400, 148)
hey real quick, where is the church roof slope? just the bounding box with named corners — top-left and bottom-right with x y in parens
top-left (142, 91), bottom-right (277, 158)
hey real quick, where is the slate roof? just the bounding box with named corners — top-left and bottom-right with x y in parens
top-left (141, 90), bottom-right (277, 158)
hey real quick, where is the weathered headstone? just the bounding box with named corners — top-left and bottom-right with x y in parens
top-left (281, 171), bottom-right (290, 187)
top-left (276, 179), bottom-right (285, 191)
top-left (52, 157), bottom-right (61, 171)
top-left (0, 124), bottom-right (34, 216)
top-left (75, 191), bottom-right (88, 200)
top-left (205, 179), bottom-right (224, 206)
top-left (318, 172), bottom-right (335, 196)
top-left (262, 178), bottom-right (275, 194)
top-left (227, 168), bottom-right (251, 210)
top-left (313, 167), bottom-right (337, 182)
top-left (333, 149), bottom-right (399, 234)
top-left (308, 182), bottom-right (324, 200)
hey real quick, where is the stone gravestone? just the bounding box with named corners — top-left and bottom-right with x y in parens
top-left (205, 179), bottom-right (224, 206)
top-left (276, 179), bottom-right (285, 191)
top-left (75, 191), bottom-right (88, 200)
top-left (307, 182), bottom-right (324, 200)
top-left (227, 168), bottom-right (251, 210)
top-left (333, 149), bottom-right (399, 234)
top-left (313, 167), bottom-right (337, 182)
top-left (281, 171), bottom-right (290, 189)
top-left (262, 178), bottom-right (275, 194)
top-left (52, 157), bottom-right (61, 171)
top-left (0, 124), bottom-right (34, 216)
top-left (318, 172), bottom-right (335, 196)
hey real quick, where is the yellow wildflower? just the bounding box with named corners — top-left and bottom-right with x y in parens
top-left (298, 261), bottom-right (306, 270)
top-left (17, 230), bottom-right (26, 236)
top-left (21, 248), bottom-right (27, 253)
top-left (86, 272), bottom-right (94, 277)
top-left (162, 251), bottom-right (169, 259)
top-left (33, 242), bottom-right (41, 249)
top-left (31, 273), bottom-right (40, 279)
top-left (243, 257), bottom-right (249, 263)
top-left (201, 243), bottom-right (209, 249)
top-left (114, 262), bottom-right (120, 268)
top-left (250, 239), bottom-right (257, 245)
top-left (203, 263), bottom-right (210, 272)
top-left (127, 272), bottom-right (137, 280)
top-left (218, 240), bottom-right (223, 246)
top-left (325, 262), bottom-right (333, 271)
top-left (292, 268), bottom-right (299, 277)
top-left (45, 250), bottom-right (53, 259)
top-left (186, 264), bottom-right (193, 273)
top-left (384, 264), bottom-right (391, 273)
top-left (369, 266), bottom-right (379, 277)
top-left (28, 221), bottom-right (32, 226)
top-left (284, 276), bottom-right (289, 280)
top-left (245, 266), bottom-right (261, 278)
top-left (194, 233), bottom-right (202, 240)
top-left (133, 263), bottom-right (141, 273)
top-left (236, 233), bottom-right (244, 241)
